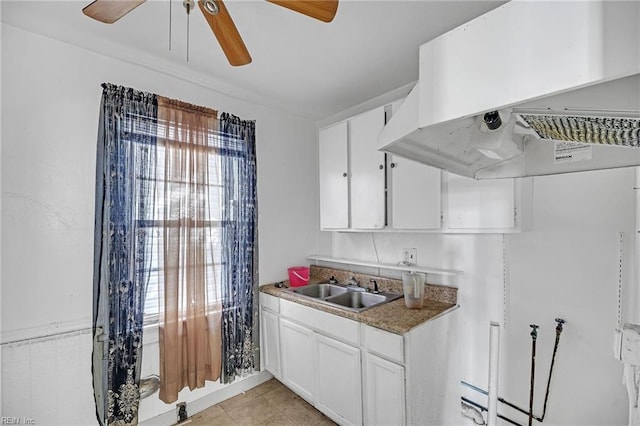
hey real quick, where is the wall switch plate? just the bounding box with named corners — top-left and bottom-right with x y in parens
top-left (402, 248), bottom-right (417, 265)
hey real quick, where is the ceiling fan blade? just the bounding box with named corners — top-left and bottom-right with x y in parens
top-left (198, 0), bottom-right (252, 66)
top-left (267, 0), bottom-right (338, 23)
top-left (82, 0), bottom-right (146, 24)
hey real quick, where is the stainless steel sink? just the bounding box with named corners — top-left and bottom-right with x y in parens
top-left (324, 291), bottom-right (402, 312)
top-left (286, 282), bottom-right (401, 313)
top-left (291, 283), bottom-right (348, 298)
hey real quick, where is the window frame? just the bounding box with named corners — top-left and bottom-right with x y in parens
top-left (123, 119), bottom-right (248, 325)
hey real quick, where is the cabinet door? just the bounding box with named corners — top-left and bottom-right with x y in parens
top-left (390, 156), bottom-right (441, 229)
top-left (364, 353), bottom-right (405, 426)
top-left (319, 122), bottom-right (349, 229)
top-left (350, 107), bottom-right (386, 229)
top-left (260, 308), bottom-right (281, 379)
top-left (446, 172), bottom-right (515, 230)
top-left (279, 318), bottom-right (315, 402)
top-left (315, 334), bottom-right (362, 426)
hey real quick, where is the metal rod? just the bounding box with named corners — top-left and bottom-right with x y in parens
top-left (460, 318), bottom-right (566, 423)
top-left (461, 380), bottom-right (540, 420)
top-left (462, 381), bottom-right (488, 395)
top-left (186, 3), bottom-right (190, 62)
top-left (539, 319), bottom-right (565, 421)
top-left (460, 318), bottom-right (566, 424)
top-left (529, 324), bottom-right (539, 426)
top-left (461, 397), bottom-right (523, 426)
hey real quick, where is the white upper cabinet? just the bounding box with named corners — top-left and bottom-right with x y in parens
top-left (444, 173), bottom-right (526, 231)
top-left (319, 122), bottom-right (349, 229)
top-left (318, 107), bottom-right (387, 231)
top-left (318, 101), bottom-right (525, 233)
top-left (389, 156), bottom-right (441, 229)
top-left (349, 107), bottom-right (386, 229)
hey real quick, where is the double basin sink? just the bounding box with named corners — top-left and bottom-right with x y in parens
top-left (286, 282), bottom-right (402, 313)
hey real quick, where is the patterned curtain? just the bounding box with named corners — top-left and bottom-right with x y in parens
top-left (92, 83), bottom-right (157, 426)
top-left (219, 112), bottom-right (260, 383)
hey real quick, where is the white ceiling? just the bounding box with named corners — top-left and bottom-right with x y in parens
top-left (1, 0), bottom-right (505, 121)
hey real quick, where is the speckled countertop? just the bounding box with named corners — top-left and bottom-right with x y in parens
top-left (260, 266), bottom-right (457, 335)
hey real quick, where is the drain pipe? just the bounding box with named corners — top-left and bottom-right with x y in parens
top-left (528, 324), bottom-right (539, 426)
top-left (488, 322), bottom-right (501, 426)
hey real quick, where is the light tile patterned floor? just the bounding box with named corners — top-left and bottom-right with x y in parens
top-left (188, 378), bottom-right (337, 426)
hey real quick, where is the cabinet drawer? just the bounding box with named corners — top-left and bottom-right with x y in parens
top-left (260, 292), bottom-right (280, 313)
top-left (363, 324), bottom-right (404, 364)
top-left (280, 299), bottom-right (360, 346)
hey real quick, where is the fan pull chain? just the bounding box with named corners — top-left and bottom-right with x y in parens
top-left (169, 0), bottom-right (172, 51)
top-left (186, 0), bottom-right (191, 62)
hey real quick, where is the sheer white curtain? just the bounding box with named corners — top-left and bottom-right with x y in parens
top-left (156, 97), bottom-right (222, 403)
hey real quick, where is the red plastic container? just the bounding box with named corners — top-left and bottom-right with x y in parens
top-left (287, 266), bottom-right (310, 287)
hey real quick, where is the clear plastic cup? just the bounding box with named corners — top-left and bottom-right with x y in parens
top-left (402, 272), bottom-right (426, 309)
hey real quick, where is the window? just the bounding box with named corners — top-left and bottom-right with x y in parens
top-left (142, 143), bottom-right (223, 321)
top-left (127, 120), bottom-right (240, 322)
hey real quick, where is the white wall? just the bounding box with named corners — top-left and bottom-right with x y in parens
top-left (501, 168), bottom-right (634, 425)
top-left (328, 167), bottom-right (635, 425)
top-left (0, 23), bottom-right (324, 424)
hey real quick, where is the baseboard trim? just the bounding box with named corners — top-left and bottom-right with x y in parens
top-left (140, 370), bottom-right (274, 426)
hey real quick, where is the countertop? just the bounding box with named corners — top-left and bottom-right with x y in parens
top-left (260, 280), bottom-right (457, 335)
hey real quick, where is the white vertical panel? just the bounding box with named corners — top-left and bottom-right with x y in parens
top-left (350, 107), bottom-right (386, 229)
top-left (319, 122), bottom-right (349, 229)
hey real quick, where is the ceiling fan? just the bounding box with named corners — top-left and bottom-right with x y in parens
top-left (82, 0), bottom-right (339, 66)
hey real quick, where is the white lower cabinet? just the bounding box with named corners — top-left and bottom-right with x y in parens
top-left (260, 308), bottom-right (281, 379)
top-left (279, 318), bottom-right (315, 402)
top-left (260, 295), bottom-right (459, 425)
top-left (277, 299), bottom-right (363, 425)
top-left (260, 293), bottom-right (282, 379)
top-left (363, 352), bottom-right (405, 426)
top-left (315, 334), bottom-right (362, 426)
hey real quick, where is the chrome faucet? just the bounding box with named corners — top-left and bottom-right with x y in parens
top-left (369, 279), bottom-right (380, 294)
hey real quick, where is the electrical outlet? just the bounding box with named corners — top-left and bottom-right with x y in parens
top-left (402, 248), bottom-right (417, 265)
top-left (176, 402), bottom-right (188, 423)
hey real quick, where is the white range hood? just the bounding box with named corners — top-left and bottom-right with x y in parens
top-left (379, 0), bottom-right (640, 179)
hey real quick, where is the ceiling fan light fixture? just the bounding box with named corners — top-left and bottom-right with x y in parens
top-left (201, 0), bottom-right (219, 16)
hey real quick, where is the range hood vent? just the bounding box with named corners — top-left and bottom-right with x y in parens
top-left (517, 113), bottom-right (640, 147)
top-left (378, 0), bottom-right (640, 179)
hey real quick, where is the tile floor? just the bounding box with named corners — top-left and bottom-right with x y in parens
top-left (188, 378), bottom-right (337, 425)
